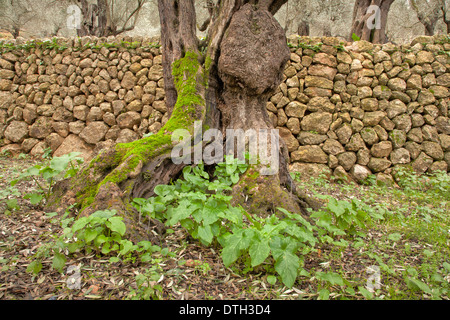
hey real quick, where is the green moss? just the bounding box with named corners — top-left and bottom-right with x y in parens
top-left (75, 50), bottom-right (208, 211)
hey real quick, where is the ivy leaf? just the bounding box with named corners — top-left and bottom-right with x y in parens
top-left (249, 238), bottom-right (270, 267)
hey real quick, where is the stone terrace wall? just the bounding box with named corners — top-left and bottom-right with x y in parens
top-left (278, 35), bottom-right (449, 183)
top-left (0, 35), bottom-right (449, 184)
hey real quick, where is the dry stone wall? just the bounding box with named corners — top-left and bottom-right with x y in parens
top-left (0, 35), bottom-right (449, 184)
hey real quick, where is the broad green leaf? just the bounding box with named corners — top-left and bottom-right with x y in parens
top-left (26, 261), bottom-right (42, 275)
top-left (102, 242), bottom-right (111, 254)
top-left (137, 241), bottom-right (154, 252)
top-left (442, 262), bottom-right (450, 272)
top-left (388, 233), bottom-right (402, 242)
top-left (24, 193), bottom-right (43, 205)
top-left (94, 234), bottom-right (109, 246)
top-left (91, 210), bottom-right (116, 219)
top-left (180, 218), bottom-right (195, 231)
top-left (316, 272), bottom-right (345, 286)
top-left (154, 185), bottom-right (175, 197)
top-left (140, 252), bottom-right (152, 262)
top-left (358, 286), bottom-right (374, 299)
top-left (109, 257), bottom-right (120, 263)
top-left (107, 216), bottom-right (126, 236)
top-left (84, 228), bottom-right (98, 243)
top-left (352, 33), bottom-right (361, 41)
top-left (50, 157), bottom-right (71, 172)
top-left (318, 289), bottom-right (330, 300)
top-left (249, 238), bottom-right (270, 267)
top-left (267, 275), bottom-right (277, 285)
top-left (67, 242), bottom-right (80, 253)
top-left (328, 198), bottom-right (346, 217)
top-left (222, 231), bottom-right (244, 267)
top-left (407, 278), bottom-right (432, 294)
top-left (72, 218), bottom-right (89, 233)
top-left (119, 240), bottom-right (135, 255)
top-left (6, 199), bottom-right (19, 210)
top-left (52, 252), bottom-right (66, 273)
top-left (41, 167), bottom-right (58, 180)
top-left (197, 225), bottom-right (213, 245)
top-left (274, 250), bottom-right (299, 288)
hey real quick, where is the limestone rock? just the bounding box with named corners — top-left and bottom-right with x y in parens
top-left (289, 163), bottom-right (332, 179)
top-left (322, 139), bottom-right (345, 155)
top-left (291, 146), bottom-right (328, 164)
top-left (371, 141), bottom-right (393, 158)
top-left (297, 131), bottom-right (328, 145)
top-left (412, 152), bottom-right (434, 173)
top-left (390, 148), bottom-right (411, 164)
top-left (116, 129), bottom-right (140, 144)
top-left (350, 164), bottom-right (372, 182)
top-left (422, 141), bottom-right (444, 160)
top-left (368, 157), bottom-right (392, 172)
top-left (116, 111), bottom-right (141, 129)
top-left (79, 121), bottom-right (109, 145)
top-left (300, 112), bottom-right (332, 135)
top-left (54, 134), bottom-right (93, 161)
top-left (4, 121), bottom-right (28, 143)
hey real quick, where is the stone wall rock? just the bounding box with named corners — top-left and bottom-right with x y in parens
top-left (0, 35), bottom-right (449, 183)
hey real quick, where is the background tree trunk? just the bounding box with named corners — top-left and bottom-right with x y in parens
top-left (350, 0), bottom-right (395, 43)
top-left (297, 20), bottom-right (310, 36)
top-left (76, 0), bottom-right (144, 37)
top-left (410, 0), bottom-right (441, 36)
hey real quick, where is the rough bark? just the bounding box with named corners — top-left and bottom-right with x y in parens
top-left (410, 0), bottom-right (441, 36)
top-left (350, 0), bottom-right (395, 44)
top-left (158, 0), bottom-right (199, 114)
top-left (77, 0), bottom-right (144, 37)
top-left (48, 0), bottom-right (316, 241)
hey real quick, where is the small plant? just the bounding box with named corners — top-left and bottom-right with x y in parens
top-left (352, 33), bottom-right (361, 42)
top-left (12, 152), bottom-right (84, 205)
top-left (27, 209), bottom-right (161, 275)
top-left (0, 185), bottom-right (21, 214)
top-left (126, 266), bottom-right (163, 300)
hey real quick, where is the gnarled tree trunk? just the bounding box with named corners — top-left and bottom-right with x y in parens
top-left (350, 0), bottom-right (395, 44)
top-left (48, 0), bottom-right (314, 241)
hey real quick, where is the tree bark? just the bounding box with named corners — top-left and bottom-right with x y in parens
top-left (350, 0), bottom-right (395, 44)
top-left (48, 0), bottom-right (316, 241)
top-left (411, 0), bottom-right (441, 36)
top-left (297, 20), bottom-right (310, 36)
top-left (77, 0), bottom-right (144, 37)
